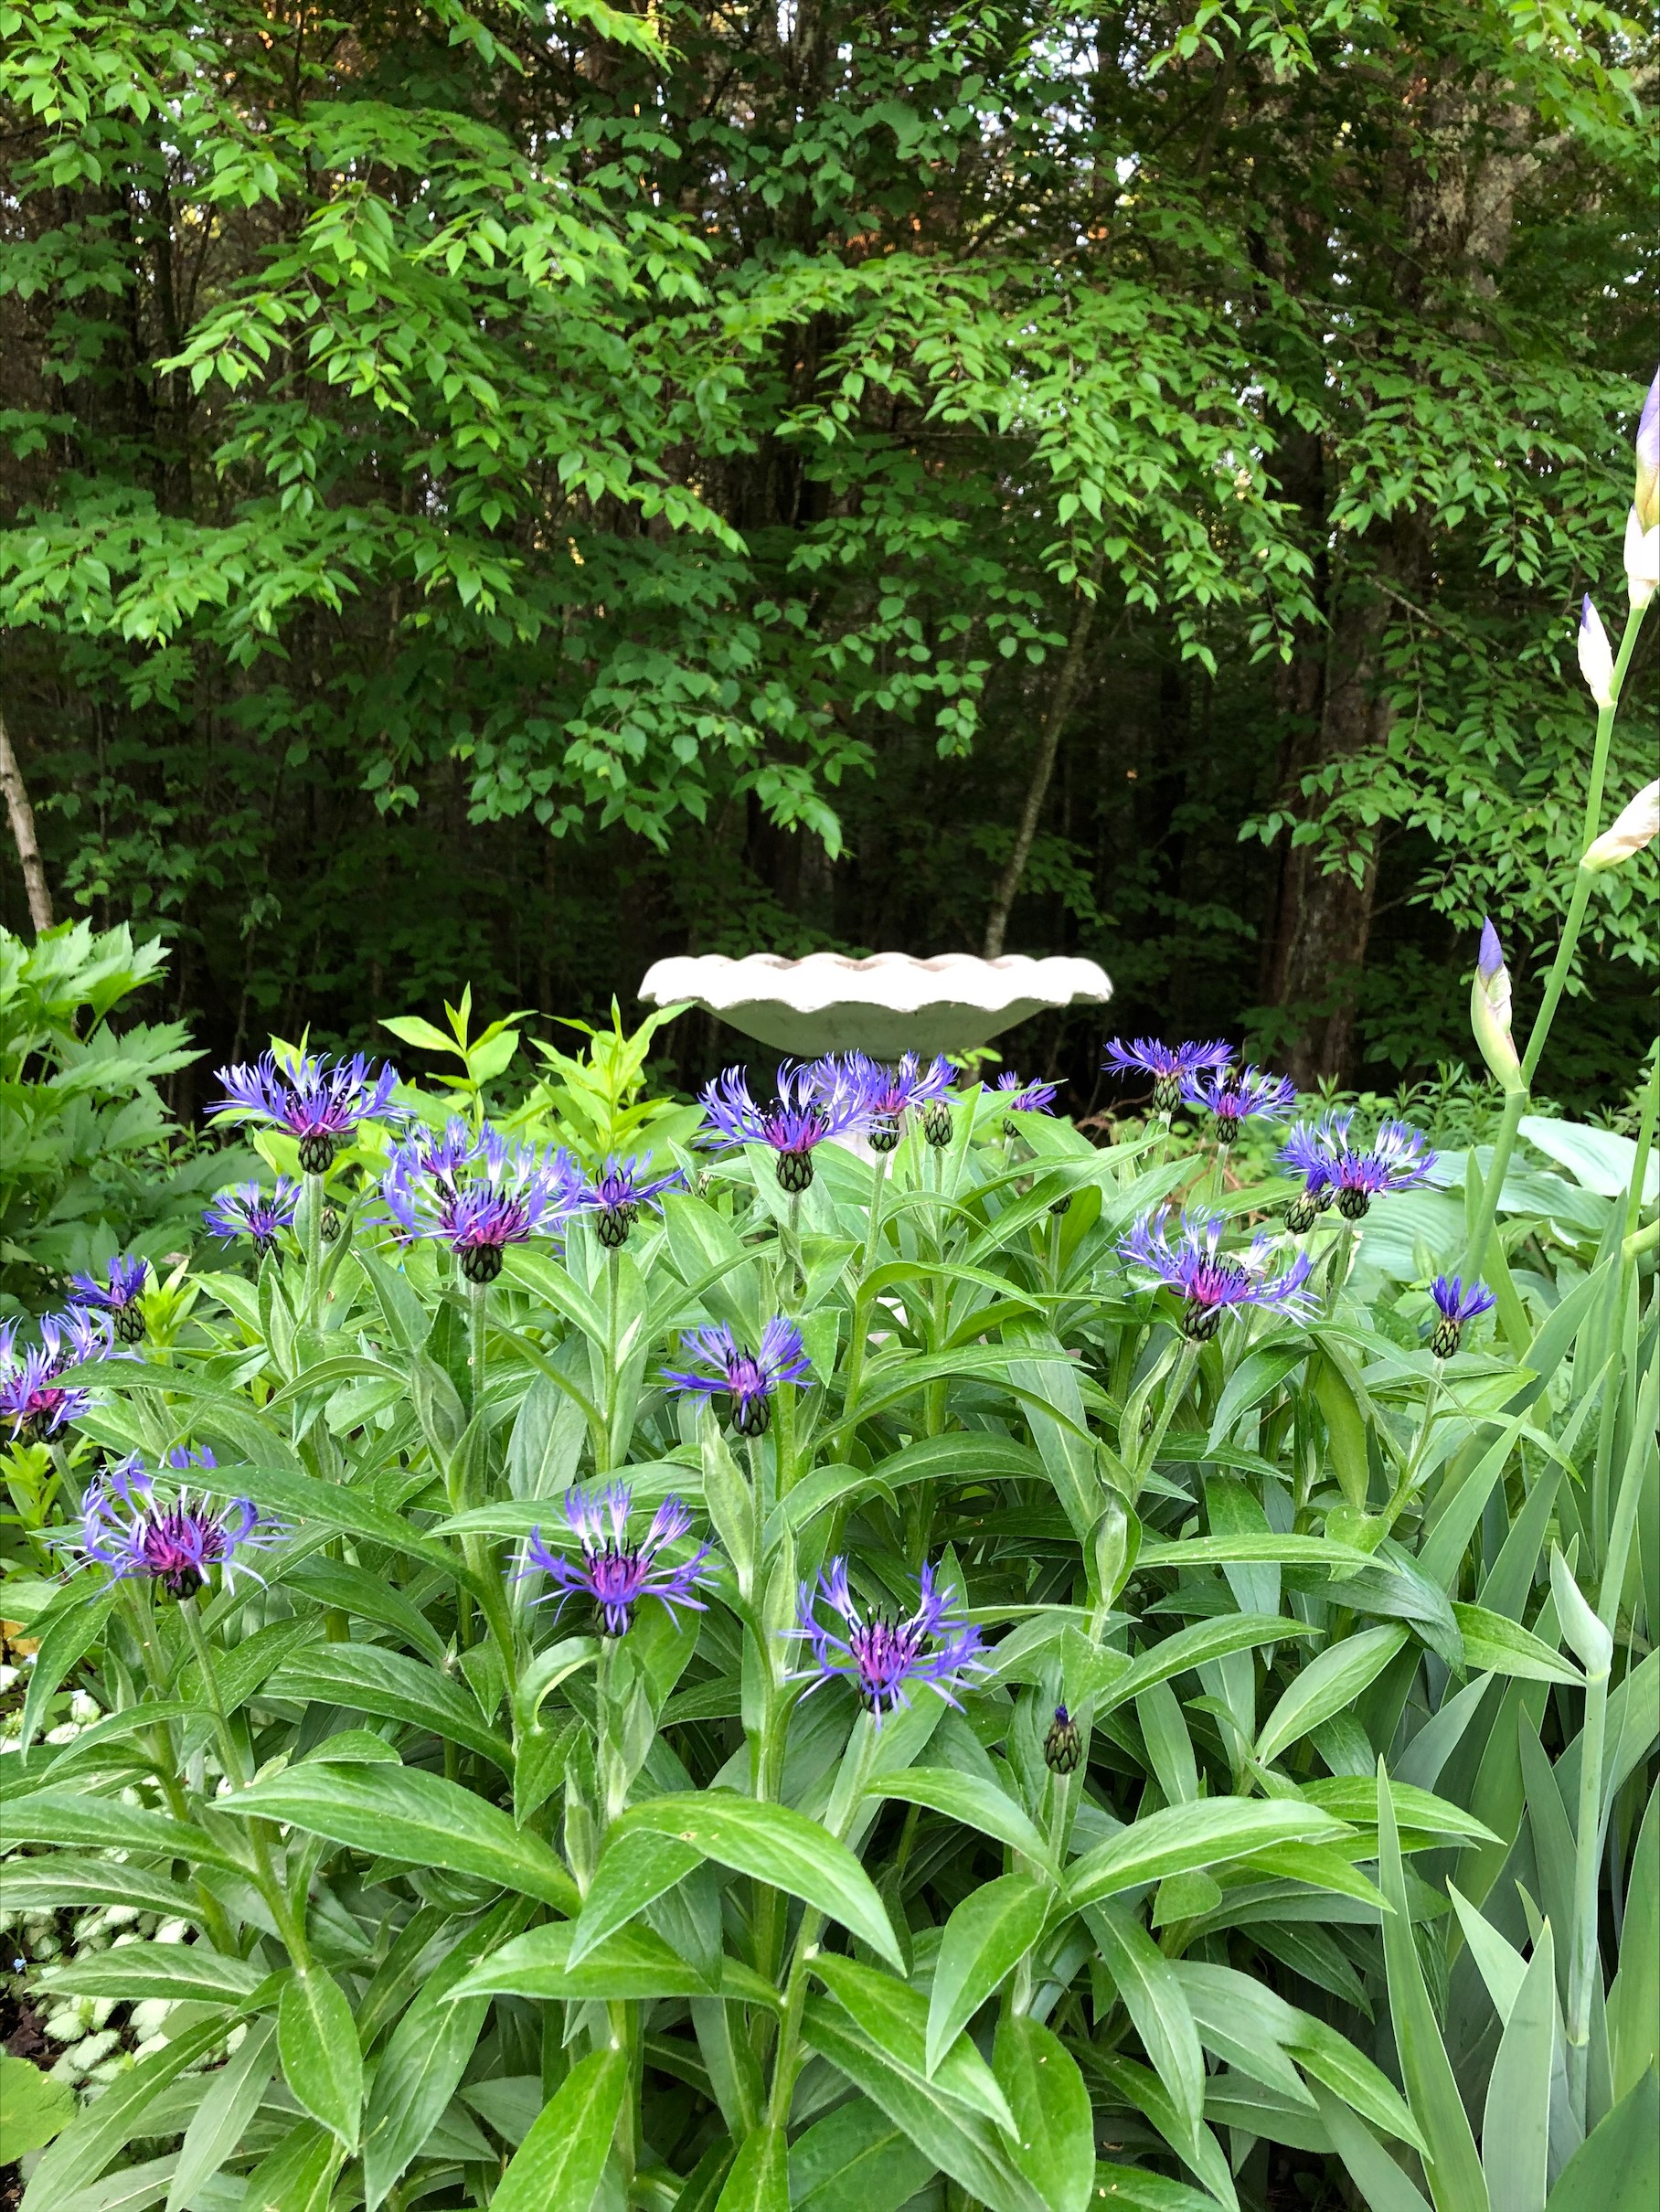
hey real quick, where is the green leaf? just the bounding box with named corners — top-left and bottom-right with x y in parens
top-left (265, 1643), bottom-right (513, 1771)
top-left (491, 2046), bottom-right (626, 2212)
top-left (0, 1861), bottom-right (208, 1923)
top-left (1300, 1775), bottom-right (1502, 1845)
top-left (607, 1792), bottom-right (902, 1971)
top-left (1607, 1785), bottom-right (1658, 2100)
top-left (869, 1769), bottom-right (1057, 1877)
top-left (787, 2097), bottom-right (936, 2212)
top-left (1452, 1604), bottom-right (1584, 1686)
top-left (0, 1788), bottom-right (244, 1871)
top-left (1544, 2067), bottom-right (1659, 2212)
top-left (1090, 2162), bottom-right (1224, 2211)
top-left (222, 1760), bottom-right (580, 1913)
top-left (1376, 1760), bottom-right (1489, 2212)
top-left (714, 2123), bottom-right (790, 2210)
top-left (569, 1826), bottom-right (703, 1962)
top-left (1066, 1799), bottom-right (1348, 1909)
top-left (993, 2014), bottom-right (1093, 2212)
top-left (449, 1918), bottom-right (763, 2003)
top-left (21, 2019), bottom-right (225, 2207)
top-left (16, 1591), bottom-right (114, 1753)
top-left (278, 1963), bottom-right (363, 2152)
top-left (1101, 1613), bottom-right (1309, 1716)
top-left (1255, 1625), bottom-right (1410, 1768)
top-left (1482, 1920), bottom-right (1556, 2212)
top-left (814, 1955), bottom-right (1016, 2135)
top-left (41, 1948), bottom-right (265, 2008)
top-left (927, 1875), bottom-right (1052, 2076)
top-left (165, 2016), bottom-right (277, 2212)
top-left (0, 2054), bottom-right (75, 2164)
top-left (1089, 1906), bottom-right (1206, 2143)
top-left (1137, 1534), bottom-right (1389, 1572)
top-left (239, 2122), bottom-right (344, 2212)
top-left (1309, 2081), bottom-right (1433, 2212)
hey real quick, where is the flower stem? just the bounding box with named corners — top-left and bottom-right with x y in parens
top-left (470, 1278), bottom-right (488, 1414)
top-left (303, 1172), bottom-right (325, 1323)
top-left (1134, 1337), bottom-right (1200, 1487)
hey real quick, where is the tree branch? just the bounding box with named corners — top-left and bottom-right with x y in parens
top-left (0, 708), bottom-right (55, 934)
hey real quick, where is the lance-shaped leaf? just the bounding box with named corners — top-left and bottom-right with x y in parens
top-left (1254, 1625), bottom-right (1409, 1768)
top-left (866, 1768), bottom-right (1057, 1877)
top-left (1066, 1799), bottom-right (1347, 1910)
top-left (928, 1875), bottom-right (1052, 2077)
top-left (279, 1964), bottom-right (363, 2153)
top-left (491, 2047), bottom-right (625, 2212)
top-left (993, 2015), bottom-right (1093, 2212)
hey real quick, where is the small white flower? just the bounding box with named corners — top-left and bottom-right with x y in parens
top-left (1624, 506), bottom-right (1659, 611)
top-left (1583, 780), bottom-right (1660, 871)
top-left (1577, 595), bottom-right (1614, 708)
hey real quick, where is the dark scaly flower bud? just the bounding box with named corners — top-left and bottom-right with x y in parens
top-left (921, 1098), bottom-right (953, 1148)
top-left (1045, 1704), bottom-right (1082, 1772)
top-left (867, 1111), bottom-right (902, 1153)
top-left (1285, 1187), bottom-right (1322, 1235)
top-left (319, 1205), bottom-right (341, 1244)
top-left (776, 1149), bottom-right (815, 1194)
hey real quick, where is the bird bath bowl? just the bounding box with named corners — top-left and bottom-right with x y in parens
top-left (637, 952), bottom-right (1112, 1059)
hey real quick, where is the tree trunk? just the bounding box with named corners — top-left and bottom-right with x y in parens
top-left (982, 549), bottom-right (1107, 959)
top-left (0, 709), bottom-right (55, 934)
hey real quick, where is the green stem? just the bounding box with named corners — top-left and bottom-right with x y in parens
top-left (1135, 1339), bottom-right (1200, 1494)
top-left (766, 1720), bottom-right (876, 2127)
top-left (1463, 1088), bottom-right (1527, 1286)
top-left (1321, 1217), bottom-right (1356, 1318)
top-left (1566, 1653), bottom-right (1609, 2122)
top-left (303, 1172), bottom-right (325, 1324)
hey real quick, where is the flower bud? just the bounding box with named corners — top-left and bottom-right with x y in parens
top-left (1625, 507), bottom-right (1659, 611)
top-left (1044, 1704), bottom-right (1082, 1773)
top-left (1577, 596), bottom-right (1613, 709)
top-left (1582, 780), bottom-right (1659, 872)
top-left (920, 1098), bottom-right (953, 1148)
top-left (1636, 368), bottom-right (1660, 535)
top-left (1470, 918), bottom-right (1523, 1093)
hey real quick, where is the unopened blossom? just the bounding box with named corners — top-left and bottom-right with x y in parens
top-left (699, 1062), bottom-right (869, 1192)
top-left (1181, 1064), bottom-right (1298, 1146)
top-left (522, 1483), bottom-right (712, 1636)
top-left (203, 1179), bottom-right (300, 1259)
top-left (789, 1558), bottom-right (987, 1725)
top-left (1120, 1209), bottom-right (1314, 1340)
top-left (1103, 1037), bottom-right (1232, 1118)
top-left (664, 1318), bottom-right (809, 1438)
top-left (1624, 506), bottom-right (1658, 611)
top-left (68, 1450), bottom-right (279, 1599)
top-left (1045, 1705), bottom-right (1082, 1772)
top-left (211, 1050), bottom-right (400, 1175)
top-left (828, 1051), bottom-right (955, 1153)
top-left (0, 1308), bottom-right (113, 1441)
top-left (1582, 780), bottom-right (1659, 872)
top-left (1577, 597), bottom-right (1614, 710)
top-left (382, 1120), bottom-right (580, 1282)
top-left (1471, 919), bottom-right (1521, 1090)
top-left (1635, 367), bottom-right (1659, 533)
top-left (69, 1254), bottom-right (150, 1344)
top-left (1429, 1275), bottom-right (1496, 1359)
top-left (577, 1154), bottom-right (684, 1249)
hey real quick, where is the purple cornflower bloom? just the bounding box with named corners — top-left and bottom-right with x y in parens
top-left (0, 1308), bottom-right (114, 1442)
top-left (818, 1052), bottom-right (953, 1154)
top-left (69, 1253), bottom-right (150, 1344)
top-left (788, 1558), bottom-right (987, 1726)
top-left (996, 1071), bottom-right (1060, 1126)
top-left (521, 1483), bottom-right (712, 1636)
top-left (66, 1449), bottom-right (278, 1600)
top-left (1120, 1208), bottom-right (1315, 1340)
top-left (1103, 1037), bottom-right (1233, 1117)
top-left (382, 1119), bottom-right (580, 1283)
top-left (577, 1154), bottom-right (685, 1249)
top-left (1277, 1111), bottom-right (1353, 1231)
top-left (1329, 1120), bottom-right (1437, 1219)
top-left (699, 1062), bottom-right (870, 1193)
top-left (1182, 1064), bottom-right (1298, 1146)
top-left (665, 1318), bottom-right (809, 1438)
top-left (210, 1050), bottom-right (400, 1174)
top-left (1429, 1275), bottom-right (1497, 1359)
top-left (204, 1179), bottom-right (301, 1260)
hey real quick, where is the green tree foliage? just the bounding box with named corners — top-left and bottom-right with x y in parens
top-left (0, 0), bottom-right (1653, 1100)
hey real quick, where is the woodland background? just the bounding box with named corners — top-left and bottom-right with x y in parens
top-left (1, 0), bottom-right (1655, 1114)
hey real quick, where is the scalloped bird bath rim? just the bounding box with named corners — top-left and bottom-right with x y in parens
top-left (636, 952), bottom-right (1112, 1059)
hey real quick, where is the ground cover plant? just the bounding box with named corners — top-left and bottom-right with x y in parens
top-left (0, 420), bottom-right (1656, 2210)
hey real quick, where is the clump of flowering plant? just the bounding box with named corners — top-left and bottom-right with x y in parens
top-left (210, 1049), bottom-right (400, 1174)
top-left (789, 1558), bottom-right (986, 1724)
top-left (1120, 1208), bottom-right (1314, 1339)
top-left (665, 1318), bottom-right (809, 1437)
top-left (382, 1119), bottom-right (580, 1281)
top-left (523, 1483), bottom-right (713, 1635)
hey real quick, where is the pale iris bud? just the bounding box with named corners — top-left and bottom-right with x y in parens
top-left (1471, 918), bottom-right (1523, 1093)
top-left (1576, 596), bottom-right (1613, 709)
top-left (1636, 369), bottom-right (1660, 534)
top-left (1624, 506), bottom-right (1658, 611)
top-left (1582, 780), bottom-right (1660, 871)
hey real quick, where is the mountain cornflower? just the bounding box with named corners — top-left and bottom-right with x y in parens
top-left (66, 1449), bottom-right (278, 1600)
top-left (69, 1253), bottom-right (150, 1344)
top-left (382, 1119), bottom-right (580, 1282)
top-left (1277, 1112), bottom-right (1353, 1232)
top-left (1429, 1275), bottom-right (1497, 1359)
top-left (699, 1062), bottom-right (869, 1192)
top-left (210, 1050), bottom-right (400, 1174)
top-left (996, 1070), bottom-right (1059, 1128)
top-left (1182, 1064), bottom-right (1299, 1146)
top-left (1103, 1037), bottom-right (1233, 1117)
top-left (1045, 1705), bottom-right (1082, 1773)
top-left (521, 1483), bottom-right (712, 1636)
top-left (1329, 1121), bottom-right (1436, 1218)
top-left (664, 1318), bottom-right (809, 1438)
top-left (577, 1154), bottom-right (684, 1249)
top-left (0, 1308), bottom-right (113, 1441)
top-left (1120, 1209), bottom-right (1314, 1340)
top-left (788, 1558), bottom-right (987, 1725)
top-left (204, 1179), bottom-right (300, 1260)
top-left (823, 1052), bottom-right (953, 1152)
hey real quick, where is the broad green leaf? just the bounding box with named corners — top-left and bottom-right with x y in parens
top-left (240, 2122), bottom-right (344, 2212)
top-left (1089, 2050), bottom-right (1238, 2207)
top-left (570, 1826), bottom-right (703, 1962)
top-left (1543, 2068), bottom-right (1659, 2212)
top-left (1310, 2082), bottom-right (1433, 2212)
top-left (788, 2096), bottom-right (936, 2212)
top-left (1089, 1906), bottom-right (1206, 2143)
top-left (1091, 2162), bottom-right (1223, 2211)
top-left (265, 1643), bottom-right (513, 1770)
top-left (278, 1963), bottom-right (363, 2152)
top-left (491, 2046), bottom-right (626, 2212)
top-left (0, 1788), bottom-right (245, 1872)
top-left (1, 1862), bottom-right (209, 1922)
top-left (993, 2014), bottom-right (1093, 2212)
top-left (609, 1792), bottom-right (902, 1971)
top-left (449, 1918), bottom-right (770, 2003)
top-left (21, 2019), bottom-right (224, 2207)
top-left (1137, 1534), bottom-right (1388, 1572)
top-left (1607, 1785), bottom-right (1658, 2099)
top-left (41, 1948), bottom-right (265, 2007)
top-left (814, 1954), bottom-right (1016, 2136)
top-left (1452, 1604), bottom-right (1583, 1686)
top-left (0, 2055), bottom-right (74, 2164)
top-left (927, 1875), bottom-right (1051, 2076)
top-left (16, 1591), bottom-right (115, 1753)
top-left (1066, 1799), bottom-right (1348, 1909)
top-left (1101, 1613), bottom-right (1308, 1716)
top-left (868, 1768), bottom-right (1057, 1877)
top-left (1285, 2015), bottom-right (1423, 2148)
top-left (1377, 1760), bottom-right (1489, 2212)
top-left (222, 1760), bottom-right (580, 1913)
top-left (1255, 1625), bottom-right (1409, 1768)
top-left (715, 2123), bottom-right (789, 2211)
top-left (1483, 1920), bottom-right (1556, 2212)
top-left (1300, 1776), bottom-right (1501, 1845)
top-left (165, 2016), bottom-right (277, 2212)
